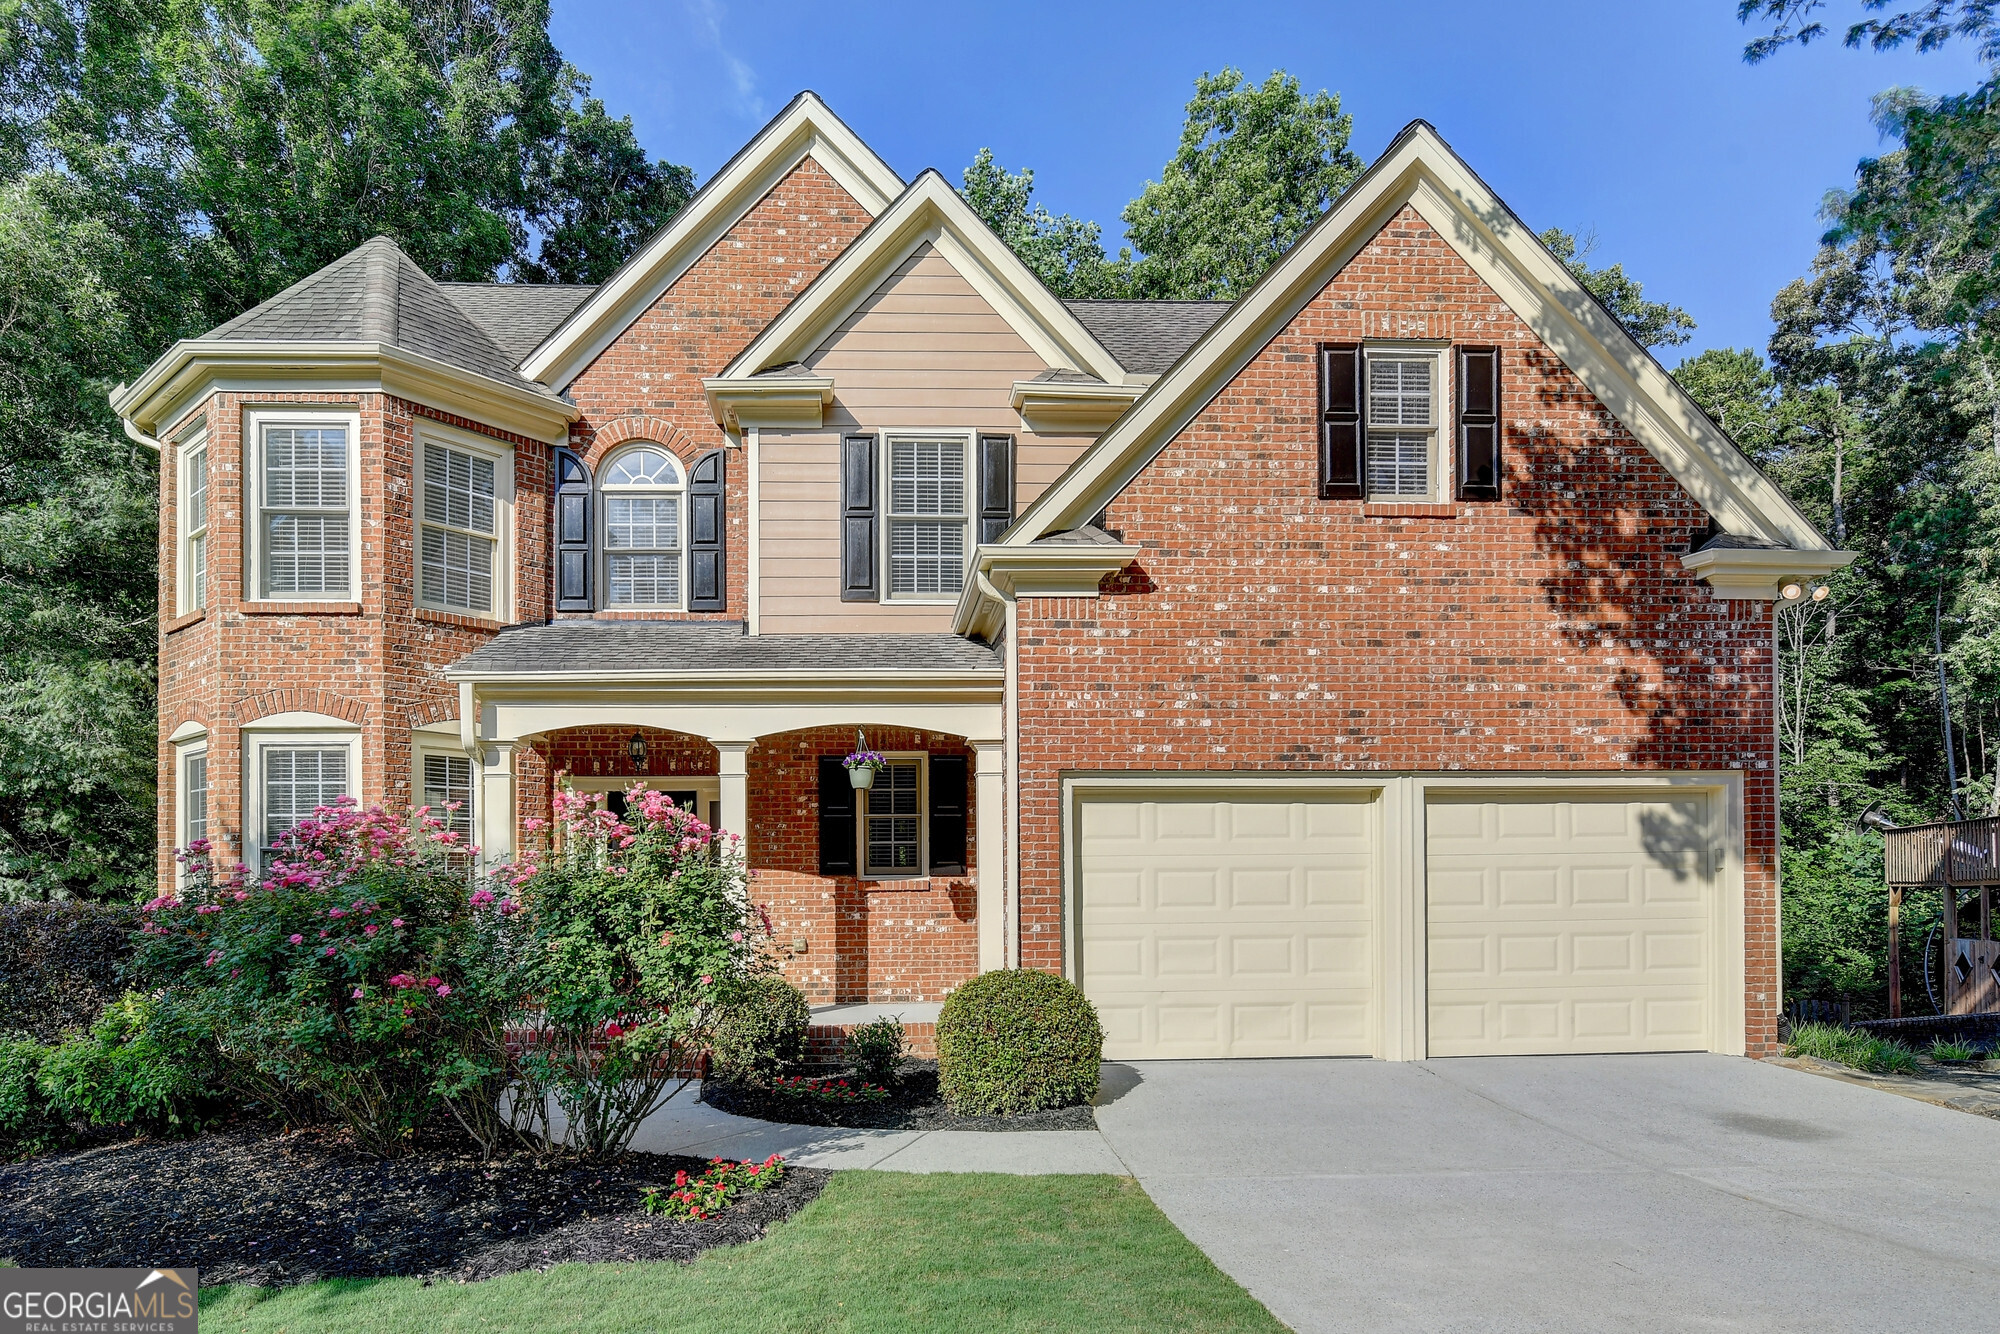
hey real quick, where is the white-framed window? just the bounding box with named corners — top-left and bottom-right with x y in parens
top-left (885, 434), bottom-right (970, 599)
top-left (600, 445), bottom-right (685, 608)
top-left (862, 755), bottom-right (926, 877)
top-left (563, 775), bottom-right (722, 832)
top-left (183, 749), bottom-right (208, 847)
top-left (178, 431), bottom-right (210, 614)
top-left (417, 426), bottom-right (512, 618)
top-left (245, 408), bottom-right (361, 602)
top-left (1364, 348), bottom-right (1445, 500)
top-left (243, 722), bottom-right (360, 870)
top-left (421, 752), bottom-right (475, 840)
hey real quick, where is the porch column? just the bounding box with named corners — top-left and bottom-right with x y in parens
top-left (974, 739), bottom-right (1005, 973)
top-left (477, 741), bottom-right (515, 871)
top-left (716, 741), bottom-right (751, 844)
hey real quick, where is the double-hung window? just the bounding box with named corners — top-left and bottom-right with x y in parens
top-left (601, 446), bottom-right (684, 608)
top-left (180, 437), bottom-right (209, 612)
top-left (420, 443), bottom-right (498, 613)
top-left (182, 749), bottom-right (207, 847)
top-left (862, 759), bottom-right (923, 876)
top-left (1365, 352), bottom-right (1438, 499)
top-left (259, 421), bottom-right (354, 598)
top-left (887, 436), bottom-right (968, 598)
top-left (260, 745), bottom-right (349, 868)
top-left (422, 752), bottom-right (475, 841)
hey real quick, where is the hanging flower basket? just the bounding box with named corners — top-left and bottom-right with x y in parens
top-left (843, 750), bottom-right (888, 789)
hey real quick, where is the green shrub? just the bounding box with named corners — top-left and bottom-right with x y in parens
top-left (844, 1016), bottom-right (906, 1086)
top-left (34, 991), bottom-right (219, 1135)
top-left (709, 975), bottom-right (810, 1083)
top-left (1785, 1021), bottom-right (1921, 1075)
top-left (937, 970), bottom-right (1102, 1115)
top-left (0, 1039), bottom-right (66, 1160)
top-left (1929, 1038), bottom-right (1983, 1063)
top-left (0, 902), bottom-right (138, 1042)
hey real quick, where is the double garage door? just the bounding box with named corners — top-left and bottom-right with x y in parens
top-left (1078, 785), bottom-right (1719, 1060)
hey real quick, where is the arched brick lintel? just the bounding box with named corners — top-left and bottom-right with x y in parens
top-left (231, 688), bottom-right (369, 727)
top-left (581, 416), bottom-right (709, 471)
top-left (406, 696), bottom-right (461, 730)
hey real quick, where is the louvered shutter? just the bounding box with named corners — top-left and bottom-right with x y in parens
top-left (840, 433), bottom-right (878, 601)
top-left (817, 757), bottom-right (857, 876)
top-left (1318, 344), bottom-right (1364, 499)
top-left (555, 448), bottom-right (593, 610)
top-left (686, 448), bottom-right (726, 610)
top-left (927, 754), bottom-right (968, 876)
top-left (1457, 346), bottom-right (1502, 500)
top-left (976, 434), bottom-right (1015, 544)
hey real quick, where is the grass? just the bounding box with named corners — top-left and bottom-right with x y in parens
top-left (196, 1172), bottom-right (1285, 1334)
top-left (1928, 1038), bottom-right (1984, 1063)
top-left (1785, 1021), bottom-right (1922, 1075)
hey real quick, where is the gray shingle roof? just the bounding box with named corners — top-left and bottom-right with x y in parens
top-left (1032, 525), bottom-right (1122, 546)
top-left (447, 620), bottom-right (1001, 677)
top-left (1697, 533), bottom-right (1789, 551)
top-left (440, 282), bottom-right (597, 364)
top-left (1065, 300), bottom-right (1232, 375)
top-left (204, 236), bottom-right (560, 396)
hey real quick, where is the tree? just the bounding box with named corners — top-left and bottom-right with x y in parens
top-left (958, 148), bottom-right (1128, 298)
top-left (1541, 228), bottom-right (1697, 349)
top-left (1121, 69), bottom-right (1362, 300)
top-left (1739, 1), bottom-right (2000, 63)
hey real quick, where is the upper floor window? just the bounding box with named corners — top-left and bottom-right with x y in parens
top-left (419, 432), bottom-right (508, 616)
top-left (179, 435), bottom-right (209, 613)
top-left (1365, 351), bottom-right (1438, 499)
top-left (249, 412), bottom-right (359, 601)
top-left (887, 435), bottom-right (967, 598)
top-left (601, 445), bottom-right (684, 608)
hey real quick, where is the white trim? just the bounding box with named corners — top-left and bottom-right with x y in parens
top-left (881, 430), bottom-right (974, 605)
top-left (1362, 344), bottom-right (1450, 503)
top-left (242, 406), bottom-right (363, 605)
top-left (411, 731), bottom-right (478, 841)
top-left (746, 427), bottom-right (762, 635)
top-left (175, 428), bottom-right (210, 616)
top-left (597, 441), bottom-right (688, 611)
top-left (243, 728), bottom-right (362, 866)
top-left (240, 710), bottom-right (355, 731)
top-left (522, 93), bottom-right (904, 389)
top-left (1058, 769), bottom-right (1746, 1061)
top-left (1679, 545), bottom-right (1856, 601)
top-left (414, 421), bottom-right (515, 621)
top-left (860, 752), bottom-right (928, 880)
top-left (714, 173), bottom-right (1128, 387)
top-left (167, 719), bottom-right (209, 744)
top-left (172, 738), bottom-right (210, 882)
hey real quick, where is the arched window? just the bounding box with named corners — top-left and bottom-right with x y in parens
top-left (600, 446), bottom-right (684, 607)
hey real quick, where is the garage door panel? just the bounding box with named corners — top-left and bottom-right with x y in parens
top-left (1081, 794), bottom-right (1375, 1059)
top-left (1426, 793), bottom-right (1712, 1057)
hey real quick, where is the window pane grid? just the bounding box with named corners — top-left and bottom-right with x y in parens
top-left (264, 427), bottom-right (348, 507)
top-left (422, 753), bottom-right (474, 839)
top-left (421, 527), bottom-right (495, 611)
top-left (183, 753), bottom-right (207, 847)
top-left (185, 447), bottom-right (208, 610)
top-left (423, 446), bottom-right (495, 535)
top-left (864, 761), bottom-right (921, 874)
top-left (263, 747), bottom-right (348, 856)
top-left (609, 553), bottom-right (680, 605)
top-left (261, 426), bottom-right (349, 597)
top-left (889, 440), bottom-right (965, 517)
top-left (889, 519), bottom-right (965, 595)
top-left (1367, 433), bottom-right (1432, 497)
top-left (265, 514), bottom-right (351, 595)
top-left (606, 496), bottom-right (678, 550)
top-left (1367, 358), bottom-right (1433, 427)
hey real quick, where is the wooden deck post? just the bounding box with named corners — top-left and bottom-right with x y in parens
top-left (1888, 885), bottom-right (1903, 1020)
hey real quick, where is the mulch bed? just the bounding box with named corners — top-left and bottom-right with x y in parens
top-left (702, 1062), bottom-right (1097, 1132)
top-left (0, 1123), bottom-right (827, 1288)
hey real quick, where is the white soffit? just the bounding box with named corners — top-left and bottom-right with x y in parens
top-left (715, 171), bottom-right (1129, 386)
top-left (521, 92), bottom-right (906, 390)
top-left (1008, 121), bottom-right (1834, 554)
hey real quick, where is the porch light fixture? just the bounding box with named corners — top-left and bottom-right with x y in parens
top-left (628, 732), bottom-right (647, 771)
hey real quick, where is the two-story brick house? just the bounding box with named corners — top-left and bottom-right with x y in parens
top-left (115, 94), bottom-right (1849, 1061)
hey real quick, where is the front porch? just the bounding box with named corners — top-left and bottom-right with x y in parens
top-left (445, 621), bottom-right (1008, 1005)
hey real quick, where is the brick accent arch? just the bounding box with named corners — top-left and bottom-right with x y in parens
top-left (406, 696), bottom-right (461, 729)
top-left (231, 688), bottom-right (369, 727)
top-left (582, 416), bottom-right (708, 470)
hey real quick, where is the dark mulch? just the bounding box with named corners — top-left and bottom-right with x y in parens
top-left (702, 1062), bottom-right (1097, 1132)
top-left (0, 1122), bottom-right (827, 1288)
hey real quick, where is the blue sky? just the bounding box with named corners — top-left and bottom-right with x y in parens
top-left (549, 1), bottom-right (1987, 364)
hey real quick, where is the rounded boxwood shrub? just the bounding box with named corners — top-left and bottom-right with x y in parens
top-left (937, 970), bottom-right (1102, 1115)
top-left (708, 975), bottom-right (810, 1084)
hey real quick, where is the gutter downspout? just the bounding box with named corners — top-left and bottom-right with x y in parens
top-left (122, 415), bottom-right (163, 453)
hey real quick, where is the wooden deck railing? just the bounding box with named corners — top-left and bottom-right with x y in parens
top-left (1885, 815), bottom-right (2000, 887)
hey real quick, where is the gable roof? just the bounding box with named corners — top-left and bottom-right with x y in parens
top-left (520, 91), bottom-right (906, 390)
top-left (1005, 120), bottom-right (1839, 556)
top-left (713, 170), bottom-right (1129, 386)
top-left (1064, 301), bottom-right (1232, 375)
top-left (206, 236), bottom-right (548, 394)
top-left (441, 282), bottom-right (597, 364)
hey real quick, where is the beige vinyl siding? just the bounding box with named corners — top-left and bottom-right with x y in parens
top-left (757, 242), bottom-right (1097, 634)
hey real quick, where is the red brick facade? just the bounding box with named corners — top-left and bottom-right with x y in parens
top-left (1010, 207), bottom-right (1781, 1053)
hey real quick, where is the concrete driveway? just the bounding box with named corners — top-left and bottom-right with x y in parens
top-left (1092, 1054), bottom-right (2000, 1333)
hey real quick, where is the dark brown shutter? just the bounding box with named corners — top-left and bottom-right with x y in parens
top-left (555, 448), bottom-right (592, 610)
top-left (976, 434), bottom-right (1015, 544)
top-left (817, 757), bottom-right (857, 876)
top-left (840, 433), bottom-right (878, 601)
top-left (686, 448), bottom-right (726, 610)
top-left (1318, 343), bottom-right (1364, 499)
top-left (1457, 345), bottom-right (1502, 500)
top-left (927, 754), bottom-right (968, 876)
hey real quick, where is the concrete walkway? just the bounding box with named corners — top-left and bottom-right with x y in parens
top-left (608, 1085), bottom-right (1124, 1174)
top-left (1092, 1054), bottom-right (2000, 1334)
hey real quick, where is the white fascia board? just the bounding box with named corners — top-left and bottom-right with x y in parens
top-left (950, 542), bottom-right (1139, 635)
top-left (113, 340), bottom-right (579, 442)
top-left (715, 172), bottom-right (1128, 385)
top-left (1007, 122), bottom-right (1836, 554)
top-left (521, 93), bottom-right (905, 389)
top-left (1680, 546), bottom-right (1857, 600)
top-left (1009, 379), bottom-right (1146, 432)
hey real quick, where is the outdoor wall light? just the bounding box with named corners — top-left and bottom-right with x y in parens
top-left (1781, 583), bottom-right (1803, 600)
top-left (628, 732), bottom-right (647, 770)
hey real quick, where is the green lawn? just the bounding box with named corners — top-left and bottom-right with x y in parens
top-left (199, 1172), bottom-right (1286, 1333)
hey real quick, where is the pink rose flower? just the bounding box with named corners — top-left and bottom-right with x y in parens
top-left (289, 934), bottom-right (303, 945)
top-left (352, 987), bottom-right (364, 999)
top-left (435, 984), bottom-right (451, 997)
top-left (323, 945), bottom-right (336, 956)
top-left (363, 924), bottom-right (378, 936)
top-left (391, 918), bottom-right (404, 928)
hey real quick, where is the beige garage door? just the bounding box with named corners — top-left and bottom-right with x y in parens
top-left (1426, 792), bottom-right (1713, 1057)
top-left (1079, 792), bottom-right (1374, 1059)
